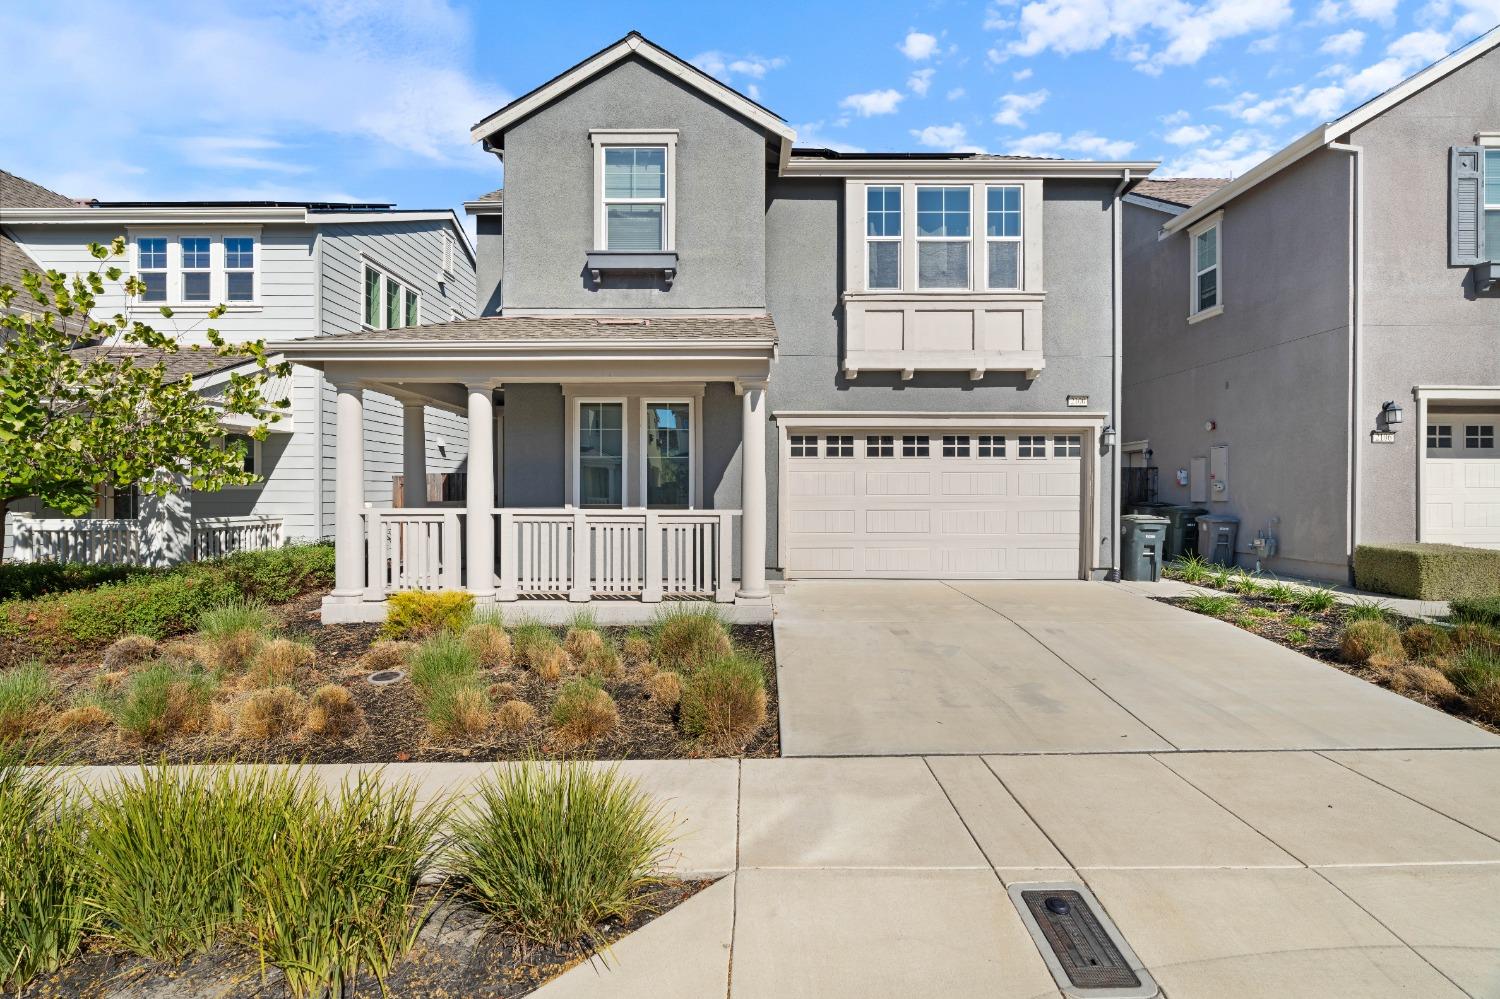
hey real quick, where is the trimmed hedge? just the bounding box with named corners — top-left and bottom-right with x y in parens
top-left (0, 562), bottom-right (155, 603)
top-left (1353, 543), bottom-right (1500, 600)
top-left (0, 544), bottom-right (334, 652)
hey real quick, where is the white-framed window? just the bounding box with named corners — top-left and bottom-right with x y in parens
top-left (591, 131), bottom-right (677, 253)
top-left (985, 185), bottom-right (1022, 290)
top-left (866, 435), bottom-right (894, 457)
top-left (576, 399), bottom-right (626, 508)
top-left (866, 185), bottom-right (902, 291)
top-left (1053, 434), bottom-right (1082, 457)
top-left (916, 186), bottom-right (972, 289)
top-left (1428, 424), bottom-right (1453, 449)
top-left (902, 434), bottom-right (930, 457)
top-left (942, 434), bottom-right (971, 457)
top-left (137, 237), bottom-right (167, 302)
top-left (221, 433), bottom-right (264, 485)
top-left (1466, 424), bottom-right (1494, 449)
top-left (642, 399), bottom-right (693, 508)
top-left (790, 435), bottom-right (818, 458)
top-left (1487, 149), bottom-right (1500, 264)
top-left (180, 237), bottom-right (211, 302)
top-left (225, 237), bottom-right (254, 302)
top-left (1189, 214), bottom-right (1222, 319)
top-left (977, 434), bottom-right (1005, 457)
top-left (825, 434), bottom-right (854, 457)
top-left (1018, 435), bottom-right (1046, 458)
top-left (363, 264), bottom-right (420, 330)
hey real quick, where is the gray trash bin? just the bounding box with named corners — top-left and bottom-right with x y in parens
top-left (1162, 505), bottom-right (1208, 561)
top-left (1120, 514), bottom-right (1170, 581)
top-left (1126, 501), bottom-right (1172, 517)
top-left (1195, 513), bottom-right (1240, 566)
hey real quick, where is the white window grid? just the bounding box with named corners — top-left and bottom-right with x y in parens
top-left (825, 435), bottom-right (854, 457)
top-left (1192, 223), bottom-right (1220, 315)
top-left (1428, 424), bottom-right (1453, 449)
top-left (977, 435), bottom-right (1006, 458)
top-left (866, 435), bottom-right (895, 458)
top-left (602, 145), bottom-right (668, 252)
top-left (1466, 424), bottom-right (1494, 449)
top-left (225, 237), bottom-right (254, 302)
top-left (363, 264), bottom-right (420, 330)
top-left (138, 237), bottom-right (167, 303)
top-left (942, 434), bottom-right (971, 457)
top-left (1486, 149), bottom-right (1500, 265)
top-left (865, 185), bottom-right (902, 291)
top-left (985, 185), bottom-right (1022, 291)
top-left (1053, 434), bottom-right (1082, 457)
top-left (916, 185), bottom-right (972, 291)
top-left (902, 434), bottom-right (930, 457)
top-left (790, 435), bottom-right (818, 458)
top-left (1018, 435), bottom-right (1046, 458)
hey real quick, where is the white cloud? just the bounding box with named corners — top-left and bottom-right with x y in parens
top-left (946, 87), bottom-right (968, 100)
top-left (1161, 109), bottom-right (1192, 125)
top-left (691, 50), bottom-right (787, 99)
top-left (993, 89), bottom-right (1050, 127)
top-left (1320, 29), bottom-right (1366, 55)
top-left (900, 30), bottom-right (939, 60)
top-left (178, 136), bottom-right (311, 174)
top-left (1451, 0), bottom-right (1500, 36)
top-left (1348, 0), bottom-right (1400, 21)
top-left (1160, 129), bottom-right (1280, 177)
top-left (908, 68), bottom-right (936, 96)
top-left (1012, 67), bottom-right (1034, 81)
top-left (1164, 123), bottom-right (1215, 144)
top-left (789, 121), bottom-right (865, 153)
top-left (911, 122), bottom-right (971, 149)
top-left (840, 88), bottom-right (905, 116)
top-left (1295, 84), bottom-right (1350, 120)
top-left (1007, 130), bottom-right (1136, 159)
top-left (1205, 74), bottom-right (1232, 87)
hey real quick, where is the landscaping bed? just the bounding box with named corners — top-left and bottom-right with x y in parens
top-left (1158, 558), bottom-right (1500, 734)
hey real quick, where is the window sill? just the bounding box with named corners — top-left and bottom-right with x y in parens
top-left (843, 348), bottom-right (1046, 381)
top-left (132, 303), bottom-right (263, 314)
top-left (1187, 304), bottom-right (1223, 325)
top-left (845, 289), bottom-right (1045, 302)
top-left (585, 251), bottom-right (678, 287)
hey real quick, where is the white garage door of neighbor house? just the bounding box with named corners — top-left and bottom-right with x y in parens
top-left (1424, 416), bottom-right (1500, 548)
top-left (783, 429), bottom-right (1086, 579)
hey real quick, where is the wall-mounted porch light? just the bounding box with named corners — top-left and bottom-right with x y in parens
top-left (1101, 425), bottom-right (1117, 447)
top-left (1381, 401), bottom-right (1404, 427)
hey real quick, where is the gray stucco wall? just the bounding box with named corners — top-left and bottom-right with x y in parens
top-left (1351, 44), bottom-right (1500, 546)
top-left (500, 56), bottom-right (768, 312)
top-left (764, 176), bottom-right (1122, 573)
top-left (1121, 152), bottom-right (1353, 580)
top-left (475, 214), bottom-right (503, 316)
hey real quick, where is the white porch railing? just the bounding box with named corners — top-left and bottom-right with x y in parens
top-left (10, 515), bottom-right (284, 566)
top-left (192, 517), bottom-right (286, 560)
top-left (364, 509), bottom-right (463, 598)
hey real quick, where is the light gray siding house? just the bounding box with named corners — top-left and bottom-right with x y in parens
top-left (273, 33), bottom-right (1154, 622)
top-left (1, 188), bottom-right (476, 564)
top-left (1123, 27), bottom-right (1500, 583)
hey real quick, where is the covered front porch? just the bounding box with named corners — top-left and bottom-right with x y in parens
top-left (272, 315), bottom-right (776, 623)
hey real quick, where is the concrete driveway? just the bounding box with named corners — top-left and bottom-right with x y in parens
top-left (774, 580), bottom-right (1500, 756)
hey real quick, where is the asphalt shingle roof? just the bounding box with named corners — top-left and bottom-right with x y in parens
top-left (68, 345), bottom-right (251, 383)
top-left (472, 188), bottom-right (504, 203)
top-left (1131, 178), bottom-right (1230, 209)
top-left (2, 170), bottom-right (78, 318)
top-left (279, 314), bottom-right (777, 345)
top-left (0, 169), bottom-right (76, 210)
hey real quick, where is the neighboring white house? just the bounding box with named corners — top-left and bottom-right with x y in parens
top-left (0, 175), bottom-right (478, 564)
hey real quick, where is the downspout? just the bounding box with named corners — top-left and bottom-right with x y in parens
top-left (311, 228), bottom-right (326, 542)
top-left (1109, 169), bottom-right (1131, 580)
top-left (1329, 142), bottom-right (1363, 583)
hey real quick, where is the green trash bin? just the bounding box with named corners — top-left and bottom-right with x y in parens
top-left (1121, 514), bottom-right (1170, 582)
top-left (1162, 505), bottom-right (1208, 561)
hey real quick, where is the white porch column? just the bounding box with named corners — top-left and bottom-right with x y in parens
top-left (401, 402), bottom-right (427, 507)
top-left (738, 381), bottom-right (770, 599)
top-left (466, 382), bottom-right (496, 600)
top-left (332, 380), bottom-right (366, 601)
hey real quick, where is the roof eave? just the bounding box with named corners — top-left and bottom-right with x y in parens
top-left (1161, 126), bottom-right (1327, 234)
top-left (781, 158), bottom-right (1159, 179)
top-left (269, 337), bottom-right (778, 365)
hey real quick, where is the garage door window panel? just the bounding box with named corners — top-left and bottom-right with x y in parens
top-left (902, 435), bottom-right (930, 457)
top-left (1466, 425), bottom-right (1494, 450)
top-left (866, 435), bottom-right (894, 457)
top-left (978, 435), bottom-right (1006, 458)
top-left (1018, 435), bottom-right (1046, 458)
top-left (1428, 424), bottom-right (1453, 451)
top-left (825, 435), bottom-right (854, 457)
top-left (1053, 435), bottom-right (1082, 457)
top-left (943, 435), bottom-right (971, 457)
top-left (790, 435), bottom-right (818, 458)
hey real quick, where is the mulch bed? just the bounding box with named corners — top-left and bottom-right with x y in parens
top-left (1156, 592), bottom-right (1500, 735)
top-left (16, 591), bottom-right (780, 765)
top-left (22, 879), bottom-right (714, 998)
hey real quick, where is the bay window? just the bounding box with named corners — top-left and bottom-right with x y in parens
top-left (866, 185), bottom-right (902, 290)
top-left (985, 185), bottom-right (1022, 290)
top-left (916, 186), bottom-right (971, 289)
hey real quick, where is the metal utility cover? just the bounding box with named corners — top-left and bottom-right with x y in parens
top-left (1009, 882), bottom-right (1159, 999)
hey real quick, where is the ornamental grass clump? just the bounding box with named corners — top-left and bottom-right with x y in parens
top-left (108, 661), bottom-right (218, 743)
top-left (1343, 598), bottom-right (1393, 624)
top-left (1295, 586), bottom-right (1341, 614)
top-left (1183, 593), bottom-right (1237, 618)
top-left (237, 686), bottom-right (307, 741)
top-left (645, 670), bottom-right (682, 708)
top-left (550, 678), bottom-right (617, 748)
top-left (680, 653), bottom-right (767, 750)
top-left (0, 746), bottom-right (88, 993)
top-left (0, 661), bottom-right (51, 739)
top-left (245, 774), bottom-right (446, 999)
top-left (101, 634), bottom-right (158, 671)
top-left (243, 638), bottom-right (315, 689)
top-left (360, 640), bottom-right (417, 673)
top-left (83, 766), bottom-right (317, 962)
top-left (493, 699), bottom-right (538, 734)
top-left (563, 626), bottom-right (605, 661)
top-left (509, 619), bottom-right (558, 671)
top-left (409, 633), bottom-right (490, 739)
top-left (652, 606), bottom-right (732, 673)
top-left (1339, 619), bottom-right (1404, 665)
top-left (447, 762), bottom-right (673, 948)
top-left (462, 622), bottom-right (512, 668)
top-left (1401, 622), bottom-right (1453, 661)
top-left (303, 684), bottom-right (363, 739)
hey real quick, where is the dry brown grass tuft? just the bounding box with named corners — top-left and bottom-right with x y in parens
top-left (210, 629), bottom-right (265, 673)
top-left (1387, 662), bottom-right (1460, 703)
top-left (102, 635), bottom-right (159, 671)
top-left (1364, 652), bottom-right (1403, 677)
top-left (680, 654), bottom-right (767, 751)
top-left (534, 646), bottom-right (571, 683)
top-left (1339, 620), bottom-right (1403, 665)
top-left (489, 680), bottom-right (519, 701)
top-left (1400, 623), bottom-right (1453, 662)
top-left (157, 638), bottom-right (209, 665)
top-left (563, 627), bottom-right (605, 660)
top-left (494, 698), bottom-right (538, 733)
top-left (582, 644), bottom-right (622, 679)
top-left (1470, 677), bottom-right (1500, 725)
top-left (243, 639), bottom-right (315, 689)
top-left (1452, 622), bottom-right (1500, 652)
top-left (463, 623), bottom-right (513, 668)
top-left (622, 633), bottom-right (653, 669)
top-left (654, 612), bottom-right (733, 673)
top-left (303, 684), bottom-right (363, 739)
top-left (550, 680), bottom-right (618, 748)
top-left (360, 640), bottom-right (417, 673)
top-left (432, 685), bottom-right (491, 739)
top-left (48, 704), bottom-right (111, 733)
top-left (644, 670), bottom-right (682, 707)
top-left (237, 686), bottom-right (307, 740)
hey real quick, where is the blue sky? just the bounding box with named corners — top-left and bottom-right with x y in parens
top-left (4, 0), bottom-right (1497, 233)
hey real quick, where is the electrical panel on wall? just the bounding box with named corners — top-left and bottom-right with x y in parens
top-left (1209, 445), bottom-right (1229, 502)
top-left (1189, 456), bottom-right (1208, 503)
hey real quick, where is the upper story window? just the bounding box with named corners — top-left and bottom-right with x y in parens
top-left (986, 186), bottom-right (1022, 290)
top-left (1188, 213), bottom-right (1222, 320)
top-left (917, 186), bottom-right (971, 289)
top-left (604, 146), bottom-right (666, 251)
top-left (866, 186), bottom-right (902, 290)
top-left (1486, 149), bottom-right (1500, 263)
top-left (132, 232), bottom-right (258, 307)
top-left (138, 237), bottom-right (167, 302)
top-left (225, 237), bottom-right (254, 302)
top-left (181, 237), bottom-right (211, 302)
top-left (363, 264), bottom-right (419, 330)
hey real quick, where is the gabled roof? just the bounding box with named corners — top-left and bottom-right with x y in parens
top-left (1, 169), bottom-right (76, 209)
top-left (1165, 25), bottom-right (1500, 233)
top-left (1128, 178), bottom-right (1230, 214)
top-left (2, 170), bottom-right (77, 317)
top-left (68, 345), bottom-right (252, 384)
top-left (470, 32), bottom-right (797, 169)
top-left (464, 188), bottom-right (504, 216)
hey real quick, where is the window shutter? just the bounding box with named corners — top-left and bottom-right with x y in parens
top-left (1452, 145), bottom-right (1485, 266)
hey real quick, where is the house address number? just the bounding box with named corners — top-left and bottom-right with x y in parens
top-left (1370, 431), bottom-right (1396, 444)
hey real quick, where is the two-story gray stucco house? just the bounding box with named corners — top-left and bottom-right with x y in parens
top-left (1123, 27), bottom-right (1500, 583)
top-left (1, 172), bottom-right (477, 565)
top-left (271, 33), bottom-right (1156, 622)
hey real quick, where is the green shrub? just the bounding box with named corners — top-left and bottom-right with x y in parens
top-left (1165, 553), bottom-right (1210, 584)
top-left (0, 561), bottom-right (153, 602)
top-left (1343, 598), bottom-right (1393, 623)
top-left (196, 598), bottom-right (277, 640)
top-left (1260, 578), bottom-right (1298, 603)
top-left (382, 590), bottom-right (474, 639)
top-left (680, 653), bottom-right (768, 748)
top-left (1339, 619), bottom-right (1403, 665)
top-left (1287, 614), bottom-right (1317, 629)
top-left (0, 746), bottom-right (87, 992)
top-left (1354, 543), bottom-right (1500, 600)
top-left (212, 544), bottom-right (335, 604)
top-left (448, 762), bottom-right (672, 947)
top-left (1183, 593), bottom-right (1238, 617)
top-left (652, 605), bottom-right (732, 672)
top-left (1295, 586), bottom-right (1340, 614)
top-left (106, 662), bottom-right (218, 742)
top-left (0, 661), bottom-right (51, 739)
top-left (83, 766), bottom-right (318, 961)
top-left (246, 773), bottom-right (445, 999)
top-left (1286, 628), bottom-right (1310, 645)
top-left (1451, 595), bottom-right (1500, 628)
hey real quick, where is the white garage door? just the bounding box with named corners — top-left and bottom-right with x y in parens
top-left (783, 429), bottom-right (1086, 579)
top-left (1423, 417), bottom-right (1500, 548)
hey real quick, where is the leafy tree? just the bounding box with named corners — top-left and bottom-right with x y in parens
top-left (0, 237), bottom-right (290, 560)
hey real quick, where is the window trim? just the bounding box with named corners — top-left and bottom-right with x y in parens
top-left (224, 235), bottom-right (255, 303)
top-left (1187, 212), bottom-right (1223, 323)
top-left (864, 184), bottom-right (903, 292)
top-left (573, 396), bottom-right (629, 509)
top-left (984, 184), bottom-right (1024, 291)
top-left (637, 396), bottom-right (698, 509)
top-left (361, 260), bottom-right (422, 331)
top-left (590, 129), bottom-right (678, 253)
top-left (220, 433), bottom-right (264, 489)
top-left (1427, 424), bottom-right (1453, 450)
top-left (915, 184), bottom-right (974, 291)
top-left (1485, 148), bottom-right (1500, 265)
top-left (128, 229), bottom-right (261, 309)
top-left (1465, 424), bottom-right (1495, 450)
